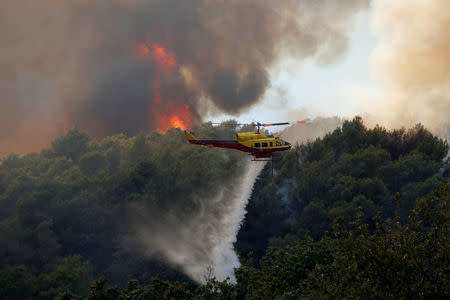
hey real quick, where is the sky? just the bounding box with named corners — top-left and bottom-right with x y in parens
top-left (207, 10), bottom-right (377, 124)
top-left (1, 0), bottom-right (448, 156)
top-left (1, 0), bottom-right (372, 156)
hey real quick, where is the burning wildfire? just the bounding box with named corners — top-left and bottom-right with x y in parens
top-left (136, 43), bottom-right (192, 131)
top-left (158, 103), bottom-right (192, 131)
top-left (152, 44), bottom-right (177, 72)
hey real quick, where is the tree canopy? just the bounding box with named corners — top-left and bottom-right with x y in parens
top-left (0, 117), bottom-right (448, 299)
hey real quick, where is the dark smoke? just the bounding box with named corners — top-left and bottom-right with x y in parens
top-left (0, 0), bottom-right (368, 155)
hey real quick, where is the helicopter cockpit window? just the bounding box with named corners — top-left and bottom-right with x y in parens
top-left (276, 141), bottom-right (281, 146)
top-left (262, 142), bottom-right (268, 147)
top-left (254, 143), bottom-right (260, 148)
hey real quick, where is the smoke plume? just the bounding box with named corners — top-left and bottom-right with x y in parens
top-left (357, 0), bottom-right (450, 133)
top-left (281, 116), bottom-right (344, 145)
top-left (1, 0), bottom-right (368, 156)
top-left (127, 160), bottom-right (266, 283)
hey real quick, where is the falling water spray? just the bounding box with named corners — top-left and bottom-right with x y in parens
top-left (207, 160), bottom-right (266, 282)
top-left (130, 158), bottom-right (266, 283)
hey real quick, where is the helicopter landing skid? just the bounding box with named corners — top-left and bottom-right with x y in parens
top-left (251, 156), bottom-right (279, 162)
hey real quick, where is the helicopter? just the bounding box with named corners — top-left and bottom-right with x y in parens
top-left (177, 119), bottom-right (312, 183)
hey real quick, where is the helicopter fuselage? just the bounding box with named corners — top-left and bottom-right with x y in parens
top-left (182, 130), bottom-right (291, 158)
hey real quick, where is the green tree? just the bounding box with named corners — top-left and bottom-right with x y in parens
top-left (79, 152), bottom-right (109, 176)
top-left (38, 255), bottom-right (93, 299)
top-left (307, 182), bottom-right (450, 299)
top-left (52, 128), bottom-right (90, 162)
top-left (298, 199), bottom-right (332, 239)
top-left (195, 278), bottom-right (235, 300)
top-left (0, 266), bottom-right (36, 300)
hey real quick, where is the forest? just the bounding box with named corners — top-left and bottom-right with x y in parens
top-left (0, 117), bottom-right (448, 299)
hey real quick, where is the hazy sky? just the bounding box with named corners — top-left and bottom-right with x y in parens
top-left (207, 10), bottom-right (377, 124)
top-left (1, 0), bottom-right (448, 156)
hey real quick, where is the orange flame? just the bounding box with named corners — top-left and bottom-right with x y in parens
top-left (135, 42), bottom-right (192, 131)
top-left (136, 44), bottom-right (150, 57)
top-left (136, 43), bottom-right (177, 74)
top-left (152, 44), bottom-right (177, 71)
top-left (158, 104), bottom-right (192, 131)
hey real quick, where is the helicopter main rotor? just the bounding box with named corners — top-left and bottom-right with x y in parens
top-left (211, 119), bottom-right (311, 133)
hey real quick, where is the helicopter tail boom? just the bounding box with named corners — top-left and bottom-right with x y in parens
top-left (176, 128), bottom-right (197, 141)
top-left (184, 130), bottom-right (197, 141)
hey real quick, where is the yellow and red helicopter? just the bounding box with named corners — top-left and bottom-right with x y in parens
top-left (177, 119), bottom-right (312, 183)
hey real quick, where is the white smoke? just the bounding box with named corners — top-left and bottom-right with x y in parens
top-left (281, 116), bottom-right (344, 145)
top-left (130, 159), bottom-right (266, 283)
top-left (351, 0), bottom-right (450, 132)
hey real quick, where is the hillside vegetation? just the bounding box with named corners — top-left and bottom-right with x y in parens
top-left (0, 117), bottom-right (448, 299)
top-left (237, 117), bottom-right (449, 261)
top-left (0, 123), bottom-right (245, 298)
